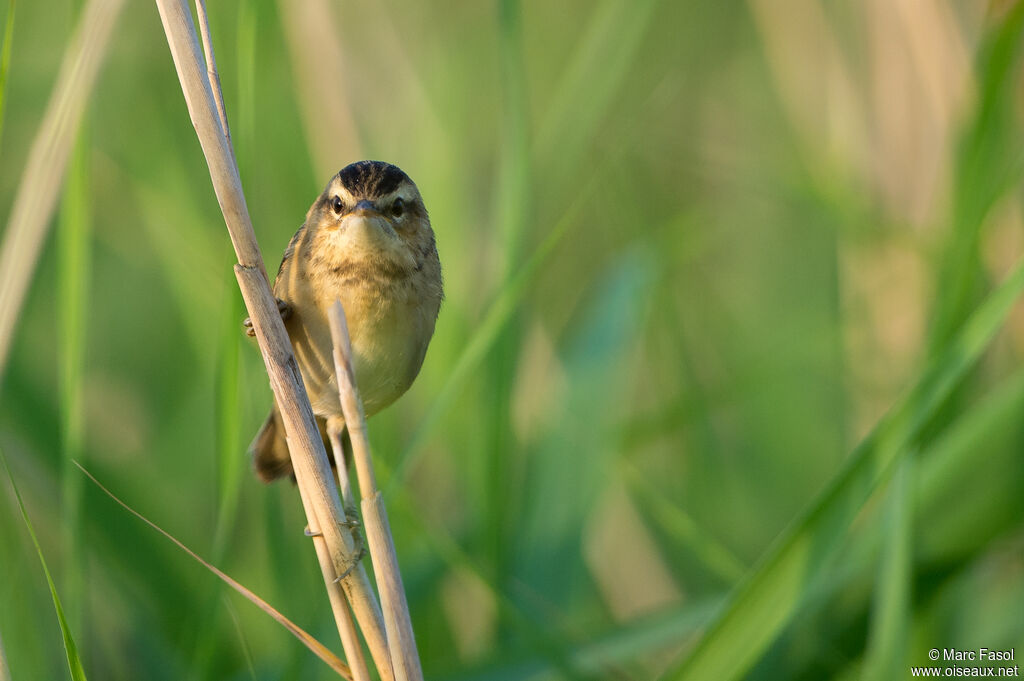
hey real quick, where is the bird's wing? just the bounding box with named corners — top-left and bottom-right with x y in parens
top-left (274, 222), bottom-right (307, 292)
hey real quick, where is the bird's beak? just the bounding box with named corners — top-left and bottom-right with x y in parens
top-left (341, 199), bottom-right (393, 244)
top-left (350, 199), bottom-right (382, 218)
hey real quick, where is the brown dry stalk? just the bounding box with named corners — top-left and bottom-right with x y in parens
top-left (329, 301), bottom-right (424, 681)
top-left (152, 1), bottom-right (392, 676)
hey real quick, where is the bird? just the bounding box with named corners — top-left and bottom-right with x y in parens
top-left (245, 160), bottom-right (443, 482)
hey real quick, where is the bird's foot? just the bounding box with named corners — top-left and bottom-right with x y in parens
top-left (333, 505), bottom-right (366, 582)
top-left (303, 508), bottom-right (366, 582)
top-left (243, 298), bottom-right (292, 337)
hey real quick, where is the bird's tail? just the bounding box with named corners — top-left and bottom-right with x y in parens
top-left (249, 403), bottom-right (333, 482)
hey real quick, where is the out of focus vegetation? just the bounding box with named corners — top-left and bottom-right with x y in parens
top-left (2, 1), bottom-right (1024, 680)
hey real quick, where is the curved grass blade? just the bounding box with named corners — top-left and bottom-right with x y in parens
top-left (75, 462), bottom-right (353, 680)
top-left (663, 256), bottom-right (1024, 681)
top-left (0, 448), bottom-right (88, 681)
top-left (224, 597), bottom-right (258, 681)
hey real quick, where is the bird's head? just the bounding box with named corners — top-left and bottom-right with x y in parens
top-left (307, 160), bottom-right (435, 275)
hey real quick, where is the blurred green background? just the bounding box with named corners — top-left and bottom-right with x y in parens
top-left (2, 0), bottom-right (1024, 679)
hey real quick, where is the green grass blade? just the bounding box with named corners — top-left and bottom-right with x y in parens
top-left (190, 253), bottom-right (244, 680)
top-left (929, 1), bottom-right (1024, 349)
top-left (0, 449), bottom-right (89, 681)
top-left (663, 257), bottom-right (1024, 681)
top-left (0, 0), bottom-right (15, 152)
top-left (862, 458), bottom-right (912, 679)
top-left (754, 362), bottom-right (1024, 679)
top-left (212, 265), bottom-right (243, 557)
top-left (623, 462), bottom-right (746, 585)
top-left (495, 0), bottom-right (530, 273)
top-left (535, 0), bottom-right (657, 171)
top-left (58, 124), bottom-right (91, 635)
top-left (479, 0), bottom-right (532, 635)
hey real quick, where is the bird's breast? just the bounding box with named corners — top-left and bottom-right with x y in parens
top-left (278, 261), bottom-right (438, 420)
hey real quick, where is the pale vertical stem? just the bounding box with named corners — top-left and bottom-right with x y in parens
top-left (328, 301), bottom-right (424, 681)
top-left (152, 0), bottom-right (393, 675)
top-left (296, 481), bottom-right (372, 681)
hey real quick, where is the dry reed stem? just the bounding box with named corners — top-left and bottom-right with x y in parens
top-left (329, 301), bottom-right (424, 681)
top-left (152, 1), bottom-right (392, 675)
top-left (191, 2), bottom-right (369, 676)
top-left (325, 417), bottom-right (369, 681)
top-left (0, 0), bottom-right (124, 382)
top-left (296, 482), bottom-right (372, 681)
top-left (233, 267), bottom-right (393, 679)
top-left (194, 0), bottom-right (232, 153)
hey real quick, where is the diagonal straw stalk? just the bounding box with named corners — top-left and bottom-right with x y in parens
top-left (329, 301), bottom-right (424, 681)
top-left (152, 1), bottom-right (392, 676)
top-left (191, 2), bottom-right (368, 678)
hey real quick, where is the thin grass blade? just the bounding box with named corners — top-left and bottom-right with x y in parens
top-left (0, 449), bottom-right (89, 681)
top-left (75, 462), bottom-right (353, 680)
top-left (224, 598), bottom-right (258, 681)
top-left (623, 462), bottom-right (746, 585)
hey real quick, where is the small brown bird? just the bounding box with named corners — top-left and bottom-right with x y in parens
top-left (246, 161), bottom-right (442, 482)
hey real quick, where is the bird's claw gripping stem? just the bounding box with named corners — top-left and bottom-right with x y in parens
top-left (243, 298), bottom-right (292, 337)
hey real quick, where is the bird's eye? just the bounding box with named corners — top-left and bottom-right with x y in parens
top-left (391, 198), bottom-right (405, 218)
top-left (331, 196), bottom-right (344, 215)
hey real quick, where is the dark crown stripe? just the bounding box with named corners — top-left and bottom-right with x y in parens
top-left (336, 160), bottom-right (409, 199)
